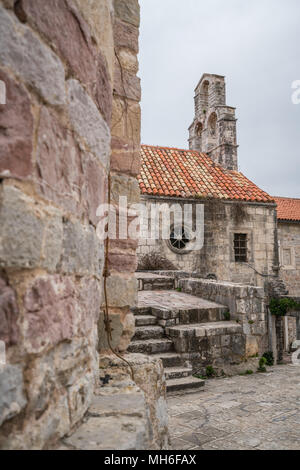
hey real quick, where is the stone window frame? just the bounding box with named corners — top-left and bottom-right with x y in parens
top-left (280, 246), bottom-right (296, 270)
top-left (166, 223), bottom-right (193, 255)
top-left (230, 230), bottom-right (254, 264)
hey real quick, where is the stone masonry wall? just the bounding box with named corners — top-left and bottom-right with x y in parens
top-left (179, 278), bottom-right (268, 357)
top-left (138, 196), bottom-right (277, 288)
top-left (0, 0), bottom-right (141, 449)
top-left (278, 222), bottom-right (300, 296)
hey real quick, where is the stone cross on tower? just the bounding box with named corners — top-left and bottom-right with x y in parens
top-left (188, 74), bottom-right (238, 171)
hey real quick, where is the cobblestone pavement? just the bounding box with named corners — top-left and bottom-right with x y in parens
top-left (167, 365), bottom-right (300, 450)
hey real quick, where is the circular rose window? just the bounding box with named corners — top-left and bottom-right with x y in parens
top-left (168, 226), bottom-right (191, 253)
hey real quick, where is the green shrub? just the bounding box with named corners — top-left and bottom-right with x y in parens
top-left (206, 366), bottom-right (217, 378)
top-left (223, 311), bottom-right (231, 321)
top-left (239, 370), bottom-right (253, 376)
top-left (262, 351), bottom-right (274, 366)
top-left (257, 357), bottom-right (267, 373)
top-left (269, 298), bottom-right (300, 317)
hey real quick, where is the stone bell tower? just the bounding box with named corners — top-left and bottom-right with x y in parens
top-left (188, 74), bottom-right (238, 171)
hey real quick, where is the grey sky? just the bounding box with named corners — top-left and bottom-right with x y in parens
top-left (139, 0), bottom-right (300, 198)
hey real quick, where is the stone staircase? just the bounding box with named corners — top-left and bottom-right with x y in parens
top-left (129, 273), bottom-right (245, 393)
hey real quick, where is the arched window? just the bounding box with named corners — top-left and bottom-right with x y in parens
top-left (195, 122), bottom-right (203, 137)
top-left (200, 80), bottom-right (209, 111)
top-left (208, 112), bottom-right (217, 137)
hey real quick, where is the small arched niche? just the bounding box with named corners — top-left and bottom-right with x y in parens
top-left (200, 80), bottom-right (209, 111)
top-left (207, 112), bottom-right (218, 150)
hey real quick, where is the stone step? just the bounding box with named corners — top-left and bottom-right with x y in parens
top-left (133, 326), bottom-right (164, 341)
top-left (136, 273), bottom-right (175, 292)
top-left (137, 291), bottom-right (228, 324)
top-left (151, 352), bottom-right (183, 368)
top-left (165, 367), bottom-right (193, 380)
top-left (167, 376), bottom-right (205, 393)
top-left (128, 338), bottom-right (174, 355)
top-left (135, 315), bottom-right (157, 327)
top-left (166, 321), bottom-right (242, 339)
top-left (131, 306), bottom-right (151, 316)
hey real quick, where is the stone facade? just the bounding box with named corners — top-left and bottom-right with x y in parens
top-left (0, 0), bottom-right (146, 450)
top-left (278, 221), bottom-right (300, 296)
top-left (188, 74), bottom-right (238, 171)
top-left (137, 196), bottom-right (278, 288)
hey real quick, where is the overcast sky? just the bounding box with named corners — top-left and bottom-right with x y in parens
top-left (139, 0), bottom-right (300, 198)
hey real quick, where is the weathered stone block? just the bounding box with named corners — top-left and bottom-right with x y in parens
top-left (23, 276), bottom-right (76, 354)
top-left (114, 62), bottom-right (141, 101)
top-left (111, 97), bottom-right (141, 145)
top-left (98, 311), bottom-right (123, 351)
top-left (68, 371), bottom-right (94, 426)
top-left (0, 6), bottom-right (65, 105)
top-left (36, 106), bottom-right (82, 214)
top-left (0, 365), bottom-right (27, 426)
top-left (0, 278), bottom-right (19, 347)
top-left (0, 69), bottom-right (33, 179)
top-left (60, 220), bottom-right (104, 277)
top-left (108, 253), bottom-right (137, 273)
top-left (111, 174), bottom-right (140, 204)
top-left (113, 0), bottom-right (140, 27)
top-left (23, 275), bottom-right (101, 355)
top-left (81, 153), bottom-right (107, 226)
top-left (18, 0), bottom-right (112, 123)
top-left (67, 79), bottom-right (110, 169)
top-left (0, 185), bottom-right (63, 271)
top-left (105, 275), bottom-right (137, 308)
top-left (72, 0), bottom-right (115, 82)
top-left (113, 19), bottom-right (139, 53)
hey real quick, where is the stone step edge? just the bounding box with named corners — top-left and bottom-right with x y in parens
top-left (164, 366), bottom-right (193, 379)
top-left (166, 376), bottom-right (205, 392)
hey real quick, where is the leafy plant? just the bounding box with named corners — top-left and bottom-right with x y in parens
top-left (257, 357), bottom-right (267, 373)
top-left (176, 287), bottom-right (182, 293)
top-left (223, 311), bottom-right (231, 321)
top-left (262, 351), bottom-right (274, 367)
top-left (269, 298), bottom-right (300, 317)
top-left (248, 320), bottom-right (254, 325)
top-left (193, 373), bottom-right (206, 380)
top-left (206, 366), bottom-right (217, 378)
top-left (239, 370), bottom-right (253, 376)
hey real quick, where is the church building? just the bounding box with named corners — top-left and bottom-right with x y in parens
top-left (137, 74), bottom-right (279, 288)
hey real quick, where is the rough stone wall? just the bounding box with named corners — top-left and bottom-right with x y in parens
top-left (58, 354), bottom-right (169, 450)
top-left (137, 196), bottom-right (277, 288)
top-left (0, 0), bottom-right (141, 449)
top-left (179, 278), bottom-right (268, 357)
top-left (278, 222), bottom-right (300, 296)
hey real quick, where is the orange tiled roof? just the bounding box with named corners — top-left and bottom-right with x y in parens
top-left (274, 197), bottom-right (300, 222)
top-left (139, 145), bottom-right (274, 203)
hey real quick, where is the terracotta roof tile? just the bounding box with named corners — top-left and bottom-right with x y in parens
top-left (139, 145), bottom-right (274, 203)
top-left (274, 197), bottom-right (300, 221)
